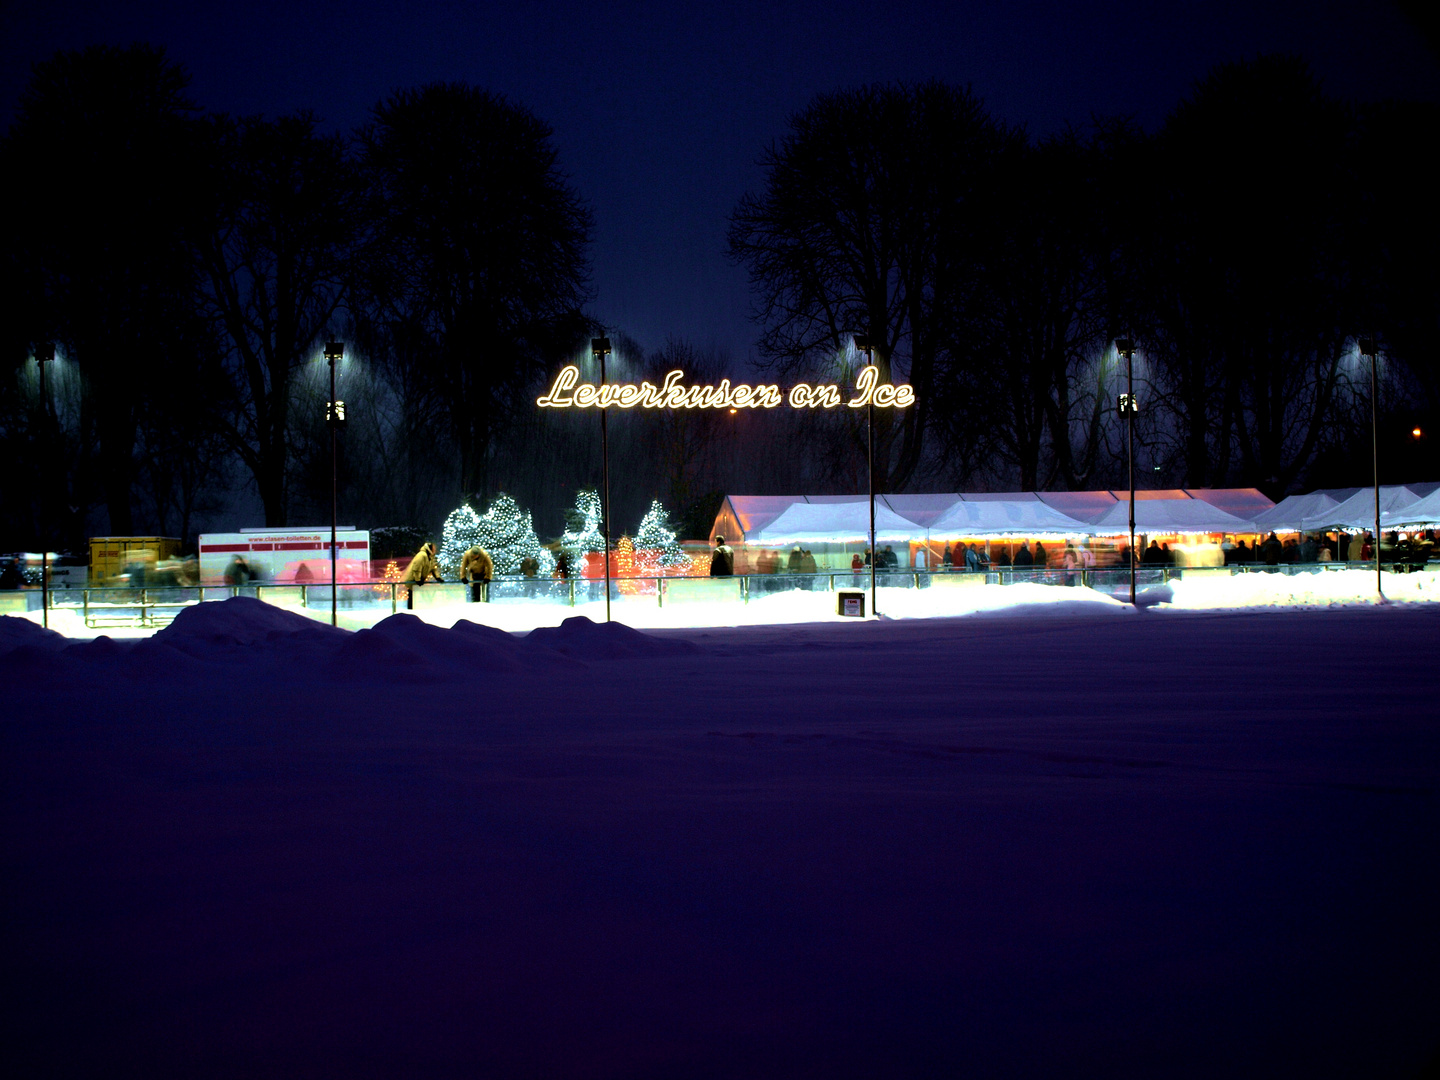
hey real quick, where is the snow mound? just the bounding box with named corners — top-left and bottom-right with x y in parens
top-left (368, 614), bottom-right (523, 674)
top-left (1161, 567), bottom-right (1438, 610)
top-left (1133, 584), bottom-right (1174, 608)
top-left (525, 616), bottom-right (700, 660)
top-left (63, 635), bottom-right (132, 664)
top-left (326, 626), bottom-right (450, 683)
top-left (156, 596), bottom-right (347, 651)
top-left (0, 615), bottom-right (68, 656)
top-left (0, 642), bottom-right (72, 679)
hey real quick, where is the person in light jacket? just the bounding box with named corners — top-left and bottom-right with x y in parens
top-left (460, 546), bottom-right (493, 602)
top-left (403, 542), bottom-right (442, 609)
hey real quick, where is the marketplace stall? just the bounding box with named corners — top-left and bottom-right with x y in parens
top-left (1080, 498), bottom-right (1258, 566)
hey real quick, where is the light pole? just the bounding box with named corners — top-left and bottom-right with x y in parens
top-left (1115, 339), bottom-right (1138, 606)
top-left (37, 342), bottom-right (54, 629)
top-left (854, 334), bottom-right (877, 617)
top-left (1358, 336), bottom-right (1382, 598)
top-left (592, 337), bottom-right (613, 623)
top-left (324, 342), bottom-right (345, 627)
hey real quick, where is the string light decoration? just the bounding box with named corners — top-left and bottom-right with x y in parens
top-left (440, 495), bottom-right (555, 579)
top-left (373, 558), bottom-right (404, 596)
top-left (634, 499), bottom-right (692, 574)
top-left (615, 534), bottom-right (642, 594)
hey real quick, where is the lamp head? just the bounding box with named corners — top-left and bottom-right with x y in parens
top-left (37, 343), bottom-right (55, 363)
top-left (324, 341), bottom-right (344, 361)
top-left (1357, 336), bottom-right (1378, 358)
top-left (853, 334), bottom-right (873, 352)
top-left (591, 337), bottom-right (612, 358)
top-left (1114, 338), bottom-right (1135, 359)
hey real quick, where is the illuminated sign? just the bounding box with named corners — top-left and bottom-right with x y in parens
top-left (537, 365), bottom-right (915, 410)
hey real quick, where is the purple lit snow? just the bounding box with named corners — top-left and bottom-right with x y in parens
top-left (3, 597), bottom-right (1437, 1077)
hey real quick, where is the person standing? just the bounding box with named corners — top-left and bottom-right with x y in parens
top-left (710, 535), bottom-right (734, 577)
top-left (460, 545), bottom-right (494, 603)
top-left (403, 542), bottom-right (443, 609)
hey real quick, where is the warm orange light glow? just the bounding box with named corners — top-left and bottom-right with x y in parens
top-left (1413, 426), bottom-right (1423, 439)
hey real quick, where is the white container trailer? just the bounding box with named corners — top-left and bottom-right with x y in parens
top-left (198, 527), bottom-right (371, 584)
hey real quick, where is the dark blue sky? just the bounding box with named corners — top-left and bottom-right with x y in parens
top-left (4, 1), bottom-right (1437, 363)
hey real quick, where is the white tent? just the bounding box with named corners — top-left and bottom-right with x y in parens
top-left (1381, 487), bottom-right (1440, 528)
top-left (748, 501), bottom-right (923, 544)
top-left (928, 499), bottom-right (1090, 537)
top-left (1251, 491), bottom-right (1341, 532)
top-left (1080, 498), bottom-right (1255, 536)
top-left (1300, 486), bottom-right (1420, 532)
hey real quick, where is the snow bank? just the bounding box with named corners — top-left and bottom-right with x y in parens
top-left (0, 614), bottom-right (67, 655)
top-left (369, 613), bottom-right (525, 673)
top-left (1160, 567), bottom-right (1437, 610)
top-left (155, 595), bottom-right (347, 650)
top-left (524, 614), bottom-right (701, 659)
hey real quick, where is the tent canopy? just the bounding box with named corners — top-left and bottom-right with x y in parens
top-left (1381, 487), bottom-right (1440, 528)
top-left (714, 489), bottom-right (1276, 541)
top-left (1081, 498), bottom-right (1255, 536)
top-left (749, 502), bottom-right (922, 544)
top-left (1251, 491), bottom-right (1340, 531)
top-left (929, 499), bottom-right (1089, 537)
top-left (1300, 486), bottom-right (1420, 531)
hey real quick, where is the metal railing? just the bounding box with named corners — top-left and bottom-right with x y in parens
top-left (14, 556), bottom-right (1438, 628)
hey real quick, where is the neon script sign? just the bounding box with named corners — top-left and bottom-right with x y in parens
top-left (537, 365), bottom-right (915, 410)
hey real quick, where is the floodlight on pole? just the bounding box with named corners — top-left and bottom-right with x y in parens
top-left (592, 337), bottom-right (613, 624)
top-left (37, 342), bottom-right (55, 629)
top-left (1358, 336), bottom-right (1382, 598)
top-left (1115, 338), bottom-right (1138, 607)
top-left (324, 341), bottom-right (345, 627)
top-left (854, 334), bottom-right (877, 617)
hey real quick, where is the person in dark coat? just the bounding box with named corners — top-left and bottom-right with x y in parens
top-left (1142, 540), bottom-right (1164, 565)
top-left (1014, 542), bottom-right (1034, 567)
top-left (1261, 532), bottom-right (1283, 566)
top-left (224, 554), bottom-right (252, 587)
top-left (787, 545), bottom-right (804, 574)
top-left (0, 558), bottom-right (22, 590)
top-left (1033, 541), bottom-right (1048, 569)
top-left (942, 544), bottom-right (953, 569)
top-left (710, 535), bottom-right (734, 577)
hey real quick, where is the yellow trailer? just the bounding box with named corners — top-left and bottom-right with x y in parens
top-left (88, 537), bottom-right (182, 584)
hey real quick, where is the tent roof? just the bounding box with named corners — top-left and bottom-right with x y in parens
top-left (1381, 487), bottom-right (1440, 527)
top-left (1251, 491), bottom-right (1341, 531)
top-left (1300, 486), bottom-right (1421, 531)
top-left (928, 499), bottom-right (1090, 537)
top-left (749, 502), bottom-right (922, 544)
top-left (1035, 491), bottom-right (1118, 522)
top-left (1185, 488), bottom-right (1276, 517)
top-left (1082, 498), bottom-right (1255, 535)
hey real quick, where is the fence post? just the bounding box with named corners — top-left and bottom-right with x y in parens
top-left (741, 575), bottom-right (748, 604)
top-left (569, 578), bottom-right (576, 607)
top-left (658, 577), bottom-right (664, 608)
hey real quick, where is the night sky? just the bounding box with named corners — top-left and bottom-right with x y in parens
top-left (4, 1), bottom-right (1437, 365)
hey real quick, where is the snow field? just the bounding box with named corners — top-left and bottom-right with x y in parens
top-left (2, 598), bottom-right (1438, 1077)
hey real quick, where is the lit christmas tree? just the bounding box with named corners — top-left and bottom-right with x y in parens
top-left (440, 495), bottom-right (554, 578)
top-left (438, 505), bottom-right (482, 578)
top-left (560, 489), bottom-right (607, 568)
top-left (634, 499), bottom-right (692, 571)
